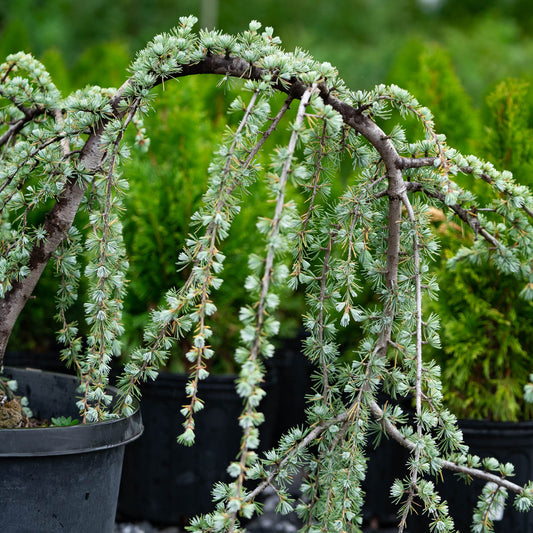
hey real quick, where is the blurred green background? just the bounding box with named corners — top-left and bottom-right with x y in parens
top-left (1, 0), bottom-right (533, 97)
top-left (2, 0), bottom-right (533, 419)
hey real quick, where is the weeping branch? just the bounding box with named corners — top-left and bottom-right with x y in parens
top-left (228, 85), bottom-right (315, 531)
top-left (1, 35), bottom-right (531, 531)
top-left (398, 191), bottom-right (425, 533)
top-left (368, 399), bottom-right (524, 496)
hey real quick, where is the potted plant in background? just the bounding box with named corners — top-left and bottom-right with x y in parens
top-left (1, 17), bottom-right (533, 533)
top-left (402, 76), bottom-right (533, 533)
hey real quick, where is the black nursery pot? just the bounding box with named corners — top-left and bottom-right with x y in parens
top-left (4, 350), bottom-right (72, 374)
top-left (408, 419), bottom-right (533, 532)
top-left (362, 433), bottom-right (410, 528)
top-left (0, 367), bottom-right (143, 533)
top-left (117, 369), bottom-right (278, 526)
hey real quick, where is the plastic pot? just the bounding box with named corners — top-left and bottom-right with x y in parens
top-left (0, 367), bottom-right (143, 533)
top-left (117, 369), bottom-right (278, 526)
top-left (270, 336), bottom-right (312, 442)
top-left (407, 419), bottom-right (533, 532)
top-left (362, 435), bottom-right (410, 528)
top-left (4, 350), bottom-right (72, 374)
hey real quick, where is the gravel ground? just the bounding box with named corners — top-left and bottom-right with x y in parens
top-left (113, 485), bottom-right (302, 533)
top-left (115, 524), bottom-right (183, 533)
top-left (115, 490), bottom-right (401, 533)
top-left (114, 522), bottom-right (401, 533)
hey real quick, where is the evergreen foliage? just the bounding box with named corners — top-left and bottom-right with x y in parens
top-left (484, 78), bottom-right (533, 184)
top-left (1, 17), bottom-right (533, 532)
top-left (389, 45), bottom-right (533, 422)
top-left (425, 78), bottom-right (533, 421)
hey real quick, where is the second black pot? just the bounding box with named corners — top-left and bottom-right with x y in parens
top-left (117, 370), bottom-right (279, 525)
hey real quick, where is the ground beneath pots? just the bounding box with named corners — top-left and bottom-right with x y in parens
top-left (114, 467), bottom-right (402, 532)
top-left (115, 488), bottom-right (401, 533)
top-left (115, 479), bottom-right (403, 532)
top-left (114, 522), bottom-right (401, 532)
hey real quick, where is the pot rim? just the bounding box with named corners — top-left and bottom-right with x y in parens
top-left (0, 367), bottom-right (143, 457)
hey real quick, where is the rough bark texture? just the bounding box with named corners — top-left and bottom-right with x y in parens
top-left (0, 179), bottom-right (86, 359)
top-left (0, 82), bottom-right (130, 363)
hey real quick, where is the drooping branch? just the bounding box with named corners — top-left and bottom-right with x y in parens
top-left (368, 400), bottom-right (524, 495)
top-left (398, 191), bottom-right (425, 532)
top-left (79, 99), bottom-right (141, 422)
top-left (0, 107), bottom-right (46, 148)
top-left (399, 157), bottom-right (533, 221)
top-left (113, 92), bottom-right (295, 418)
top-left (459, 165), bottom-right (533, 221)
top-left (228, 86), bottom-right (315, 531)
top-left (243, 385), bottom-right (526, 523)
top-left (0, 80), bottom-right (132, 363)
top-left (180, 89), bottom-right (261, 440)
top-left (317, 229), bottom-right (336, 404)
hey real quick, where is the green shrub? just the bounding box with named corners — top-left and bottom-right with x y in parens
top-left (483, 78), bottom-right (533, 185)
top-left (2, 19), bottom-right (533, 530)
top-left (427, 79), bottom-right (533, 421)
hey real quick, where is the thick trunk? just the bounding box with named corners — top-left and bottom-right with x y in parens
top-left (0, 76), bottom-right (135, 365)
top-left (0, 123), bottom-right (109, 364)
top-left (0, 179), bottom-right (86, 360)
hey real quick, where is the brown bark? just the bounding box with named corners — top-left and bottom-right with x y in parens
top-left (0, 81), bottom-right (131, 364)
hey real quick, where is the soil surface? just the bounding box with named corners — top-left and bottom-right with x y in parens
top-left (0, 394), bottom-right (26, 428)
top-left (0, 392), bottom-right (49, 428)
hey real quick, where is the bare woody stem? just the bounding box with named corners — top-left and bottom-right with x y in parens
top-left (368, 399), bottom-right (524, 495)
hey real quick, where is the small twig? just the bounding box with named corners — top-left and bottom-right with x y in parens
top-left (398, 191), bottom-right (424, 531)
top-left (318, 230), bottom-right (335, 403)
